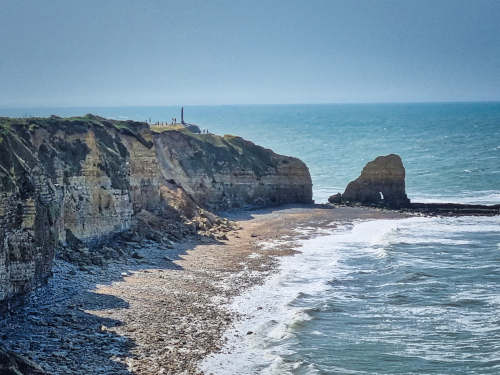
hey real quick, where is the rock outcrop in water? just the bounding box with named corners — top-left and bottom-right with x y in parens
top-left (341, 154), bottom-right (410, 208)
top-left (330, 154), bottom-right (499, 216)
top-left (0, 115), bottom-right (312, 310)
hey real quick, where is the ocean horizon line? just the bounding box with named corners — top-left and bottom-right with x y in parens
top-left (1, 100), bottom-right (500, 111)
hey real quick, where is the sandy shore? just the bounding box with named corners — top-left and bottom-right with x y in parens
top-left (0, 205), bottom-right (409, 374)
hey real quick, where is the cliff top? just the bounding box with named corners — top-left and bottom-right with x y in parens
top-left (0, 113), bottom-right (152, 135)
top-left (154, 128), bottom-right (286, 175)
top-left (0, 114), bottom-right (153, 148)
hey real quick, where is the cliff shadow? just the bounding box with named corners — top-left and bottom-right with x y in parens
top-left (0, 270), bottom-right (135, 374)
top-left (0, 233), bottom-right (227, 375)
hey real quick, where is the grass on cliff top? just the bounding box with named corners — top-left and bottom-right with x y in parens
top-left (0, 114), bottom-right (151, 144)
top-left (0, 114), bottom-right (147, 132)
top-left (150, 124), bottom-right (186, 133)
top-left (162, 127), bottom-right (277, 171)
top-left (160, 126), bottom-right (243, 150)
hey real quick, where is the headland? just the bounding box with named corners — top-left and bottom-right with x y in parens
top-left (0, 115), bottom-right (497, 374)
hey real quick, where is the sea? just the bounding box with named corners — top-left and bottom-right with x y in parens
top-left (2, 102), bottom-right (500, 374)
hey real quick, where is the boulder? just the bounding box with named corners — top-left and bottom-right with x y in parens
top-left (328, 193), bottom-right (342, 204)
top-left (342, 154), bottom-right (410, 209)
top-left (0, 345), bottom-right (47, 374)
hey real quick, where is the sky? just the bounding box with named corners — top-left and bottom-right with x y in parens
top-left (0, 0), bottom-right (499, 107)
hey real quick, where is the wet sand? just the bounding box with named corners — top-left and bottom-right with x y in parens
top-left (0, 205), bottom-right (409, 374)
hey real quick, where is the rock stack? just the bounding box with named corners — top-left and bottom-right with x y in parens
top-left (330, 154), bottom-right (410, 209)
top-left (329, 154), bottom-right (499, 216)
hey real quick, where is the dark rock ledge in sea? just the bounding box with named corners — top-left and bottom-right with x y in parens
top-left (329, 154), bottom-right (500, 216)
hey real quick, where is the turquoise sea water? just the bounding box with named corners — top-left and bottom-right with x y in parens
top-left (3, 103), bottom-right (500, 374)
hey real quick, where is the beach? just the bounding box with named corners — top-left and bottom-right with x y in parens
top-left (0, 205), bottom-right (408, 374)
top-left (1, 1), bottom-right (499, 373)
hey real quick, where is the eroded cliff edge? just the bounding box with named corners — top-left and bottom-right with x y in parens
top-left (0, 115), bottom-right (312, 310)
top-left (154, 130), bottom-right (312, 210)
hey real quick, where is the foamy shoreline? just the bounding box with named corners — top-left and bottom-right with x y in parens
top-left (0, 205), bottom-right (408, 374)
top-left (203, 211), bottom-right (500, 375)
top-left (197, 206), bottom-right (410, 375)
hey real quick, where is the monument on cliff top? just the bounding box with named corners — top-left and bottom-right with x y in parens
top-left (179, 106), bottom-right (201, 133)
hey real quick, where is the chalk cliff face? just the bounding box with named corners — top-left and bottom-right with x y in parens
top-left (342, 154), bottom-right (410, 209)
top-left (0, 115), bottom-right (312, 310)
top-left (154, 130), bottom-right (313, 210)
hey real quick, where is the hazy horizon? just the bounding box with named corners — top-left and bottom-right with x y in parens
top-left (1, 0), bottom-right (499, 107)
top-left (3, 100), bottom-right (500, 112)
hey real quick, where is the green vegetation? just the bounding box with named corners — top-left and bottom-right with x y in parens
top-left (150, 124), bottom-right (186, 133)
top-left (158, 129), bottom-right (278, 177)
top-left (0, 114), bottom-right (152, 148)
top-left (0, 114), bottom-right (148, 190)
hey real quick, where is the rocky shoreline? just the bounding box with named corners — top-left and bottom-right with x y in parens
top-left (0, 205), bottom-right (408, 375)
top-left (1, 115), bottom-right (497, 374)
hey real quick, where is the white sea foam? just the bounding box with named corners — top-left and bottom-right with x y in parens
top-left (200, 215), bottom-right (500, 374)
top-left (310, 330), bottom-right (325, 336)
top-left (259, 239), bottom-right (291, 251)
top-left (410, 190), bottom-right (500, 205)
top-left (200, 217), bottom-right (422, 375)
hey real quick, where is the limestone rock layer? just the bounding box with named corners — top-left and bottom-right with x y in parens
top-left (154, 130), bottom-right (313, 211)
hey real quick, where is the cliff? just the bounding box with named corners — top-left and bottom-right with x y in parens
top-left (0, 115), bottom-right (312, 310)
top-left (154, 130), bottom-right (312, 210)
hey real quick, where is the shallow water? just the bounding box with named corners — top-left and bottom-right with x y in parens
top-left (3, 102), bottom-right (500, 374)
top-left (202, 216), bottom-right (500, 375)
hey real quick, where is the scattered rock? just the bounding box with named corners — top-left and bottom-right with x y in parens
top-left (0, 345), bottom-right (47, 374)
top-left (328, 193), bottom-right (342, 204)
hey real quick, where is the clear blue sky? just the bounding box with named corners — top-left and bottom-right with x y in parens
top-left (1, 0), bottom-right (499, 107)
